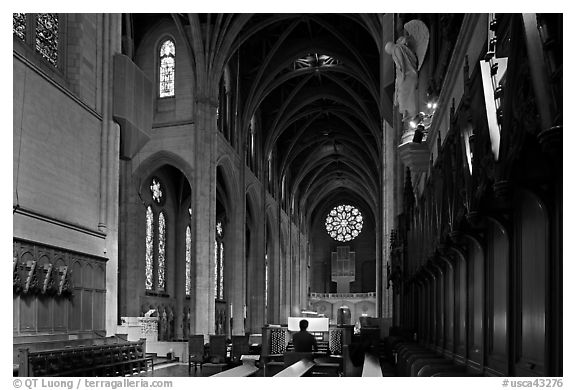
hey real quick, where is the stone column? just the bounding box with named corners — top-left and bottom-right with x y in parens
top-left (227, 187), bottom-right (247, 336)
top-left (247, 205), bottom-right (265, 332)
top-left (173, 210), bottom-right (187, 340)
top-left (192, 97), bottom-right (218, 339)
top-left (102, 13), bottom-right (122, 334)
top-left (380, 119), bottom-right (396, 319)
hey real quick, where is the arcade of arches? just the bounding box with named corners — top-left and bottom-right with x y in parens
top-left (13, 13), bottom-right (562, 377)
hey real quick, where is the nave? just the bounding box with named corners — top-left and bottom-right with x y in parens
top-left (13, 12), bottom-right (562, 378)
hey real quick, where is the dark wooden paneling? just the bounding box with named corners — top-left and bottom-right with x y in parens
top-left (36, 296), bottom-right (53, 332)
top-left (20, 295), bottom-right (36, 332)
top-left (94, 291), bottom-right (106, 330)
top-left (82, 290), bottom-right (93, 331)
top-left (68, 291), bottom-right (82, 331)
top-left (487, 219), bottom-right (509, 375)
top-left (435, 269), bottom-right (444, 347)
top-left (12, 238), bottom-right (110, 335)
top-left (454, 252), bottom-right (467, 359)
top-left (516, 191), bottom-right (548, 376)
top-left (444, 261), bottom-right (455, 353)
top-left (54, 297), bottom-right (67, 331)
top-left (466, 236), bottom-right (484, 369)
top-left (13, 296), bottom-right (19, 332)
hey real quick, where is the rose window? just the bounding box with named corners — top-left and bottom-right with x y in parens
top-left (325, 205), bottom-right (363, 242)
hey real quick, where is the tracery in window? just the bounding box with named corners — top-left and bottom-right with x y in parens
top-left (325, 205), bottom-right (363, 242)
top-left (150, 178), bottom-right (163, 203)
top-left (159, 39), bottom-right (175, 97)
top-left (145, 206), bottom-right (154, 290)
top-left (185, 226), bottom-right (191, 296)
top-left (157, 212), bottom-right (166, 291)
top-left (13, 13), bottom-right (26, 40)
top-left (35, 14), bottom-right (59, 67)
top-left (13, 13), bottom-right (59, 68)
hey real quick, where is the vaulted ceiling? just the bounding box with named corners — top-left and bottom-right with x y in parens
top-left (235, 14), bottom-right (385, 228)
top-left (131, 13), bottom-right (391, 230)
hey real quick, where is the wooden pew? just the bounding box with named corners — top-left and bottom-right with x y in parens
top-left (273, 358), bottom-right (316, 377)
top-left (13, 335), bottom-right (125, 370)
top-left (362, 352), bottom-right (382, 377)
top-left (417, 362), bottom-right (468, 376)
top-left (211, 362), bottom-right (259, 377)
top-left (261, 353), bottom-right (284, 376)
top-left (17, 339), bottom-right (153, 377)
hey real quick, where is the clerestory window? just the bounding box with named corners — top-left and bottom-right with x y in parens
top-left (159, 39), bottom-right (175, 98)
top-left (13, 13), bottom-right (60, 68)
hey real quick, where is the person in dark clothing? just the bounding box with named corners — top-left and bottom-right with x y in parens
top-left (292, 319), bottom-right (318, 352)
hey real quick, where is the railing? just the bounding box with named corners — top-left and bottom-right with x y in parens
top-left (309, 292), bottom-right (376, 299)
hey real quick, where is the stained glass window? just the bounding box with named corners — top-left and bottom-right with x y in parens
top-left (13, 13), bottom-right (26, 40)
top-left (35, 14), bottom-right (58, 67)
top-left (325, 204), bottom-right (363, 242)
top-left (150, 178), bottom-right (163, 203)
top-left (214, 239), bottom-right (219, 298)
top-left (145, 206), bottom-right (154, 290)
top-left (219, 243), bottom-right (224, 299)
top-left (214, 221), bottom-right (224, 300)
top-left (185, 226), bottom-right (191, 296)
top-left (265, 253), bottom-right (269, 308)
top-left (159, 40), bottom-right (175, 97)
top-left (158, 212), bottom-right (166, 291)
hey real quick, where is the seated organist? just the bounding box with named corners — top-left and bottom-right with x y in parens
top-left (292, 320), bottom-right (318, 353)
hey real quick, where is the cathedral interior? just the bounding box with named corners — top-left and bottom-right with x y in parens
top-left (12, 13), bottom-right (563, 379)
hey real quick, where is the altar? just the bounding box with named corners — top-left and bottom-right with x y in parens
top-left (117, 316), bottom-right (159, 342)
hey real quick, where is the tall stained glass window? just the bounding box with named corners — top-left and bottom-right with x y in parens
top-left (214, 239), bottom-right (219, 298)
top-left (215, 221), bottom-right (224, 300)
top-left (159, 39), bottom-right (175, 97)
top-left (219, 243), bottom-right (224, 299)
top-left (325, 204), bottom-right (363, 242)
top-left (185, 226), bottom-right (191, 296)
top-left (157, 212), bottom-right (166, 291)
top-left (145, 206), bottom-right (154, 290)
top-left (145, 177), bottom-right (168, 293)
top-left (35, 14), bottom-right (59, 67)
top-left (265, 253), bottom-right (269, 308)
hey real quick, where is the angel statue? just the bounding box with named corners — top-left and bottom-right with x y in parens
top-left (385, 19), bottom-right (429, 134)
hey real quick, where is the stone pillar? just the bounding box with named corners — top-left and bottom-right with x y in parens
top-left (280, 218), bottom-right (290, 323)
top-left (380, 119), bottom-right (396, 319)
top-left (227, 188), bottom-right (246, 336)
top-left (173, 211), bottom-right (186, 340)
top-left (103, 13), bottom-right (122, 335)
top-left (192, 97), bottom-right (218, 338)
top-left (247, 205), bottom-right (265, 332)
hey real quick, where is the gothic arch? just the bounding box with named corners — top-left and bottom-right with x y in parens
top-left (133, 150), bottom-right (194, 191)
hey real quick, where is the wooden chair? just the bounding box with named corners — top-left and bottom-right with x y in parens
top-left (188, 335), bottom-right (205, 372)
top-left (208, 335), bottom-right (227, 363)
top-left (231, 335), bottom-right (250, 364)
